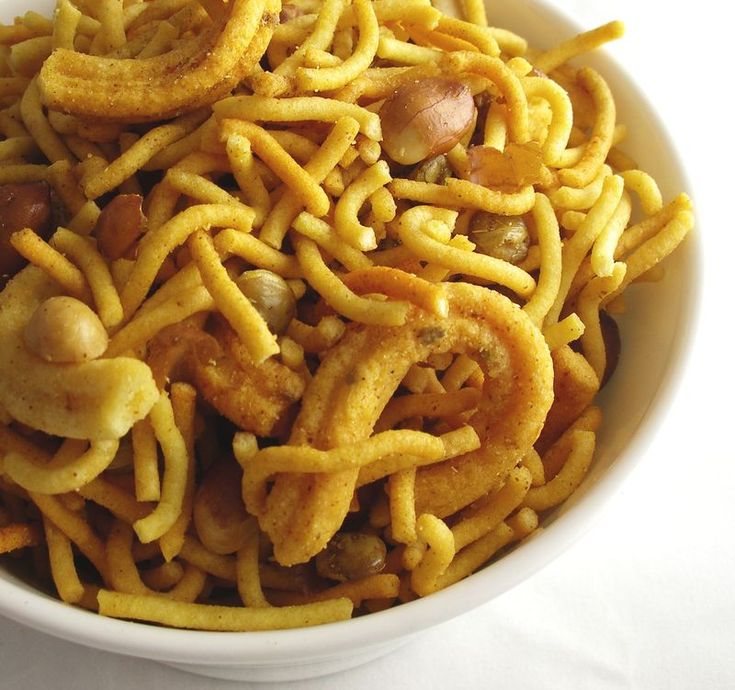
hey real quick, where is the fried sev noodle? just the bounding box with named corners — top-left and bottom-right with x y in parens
top-left (0, 0), bottom-right (693, 631)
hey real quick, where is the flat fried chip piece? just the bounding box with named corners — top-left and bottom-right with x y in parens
top-left (38, 0), bottom-right (279, 122)
top-left (189, 319), bottom-right (302, 437)
top-left (0, 522), bottom-right (41, 554)
top-left (147, 318), bottom-right (305, 437)
top-left (468, 142), bottom-right (546, 189)
top-left (535, 345), bottom-right (600, 454)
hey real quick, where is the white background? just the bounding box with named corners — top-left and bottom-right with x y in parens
top-left (1, 1), bottom-right (734, 688)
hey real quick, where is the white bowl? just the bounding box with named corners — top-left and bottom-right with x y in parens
top-left (0, 0), bottom-right (701, 682)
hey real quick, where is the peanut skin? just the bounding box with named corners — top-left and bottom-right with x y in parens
top-left (94, 194), bottom-right (147, 261)
top-left (379, 78), bottom-right (477, 165)
top-left (0, 182), bottom-right (53, 282)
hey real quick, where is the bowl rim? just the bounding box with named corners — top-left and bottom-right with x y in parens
top-left (0, 0), bottom-right (704, 667)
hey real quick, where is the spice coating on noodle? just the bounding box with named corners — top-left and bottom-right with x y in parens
top-left (0, 0), bottom-right (693, 631)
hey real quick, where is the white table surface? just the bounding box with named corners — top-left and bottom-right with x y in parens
top-left (2, 1), bottom-right (733, 688)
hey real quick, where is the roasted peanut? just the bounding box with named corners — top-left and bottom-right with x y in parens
top-left (469, 212), bottom-right (530, 264)
top-left (193, 457), bottom-right (249, 555)
top-left (94, 194), bottom-right (147, 261)
top-left (236, 269), bottom-right (296, 335)
top-left (24, 296), bottom-right (109, 363)
top-left (315, 532), bottom-right (387, 582)
top-left (0, 182), bottom-right (53, 280)
top-left (380, 78), bottom-right (477, 165)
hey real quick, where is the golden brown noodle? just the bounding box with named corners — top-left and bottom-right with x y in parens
top-left (0, 0), bottom-right (693, 631)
